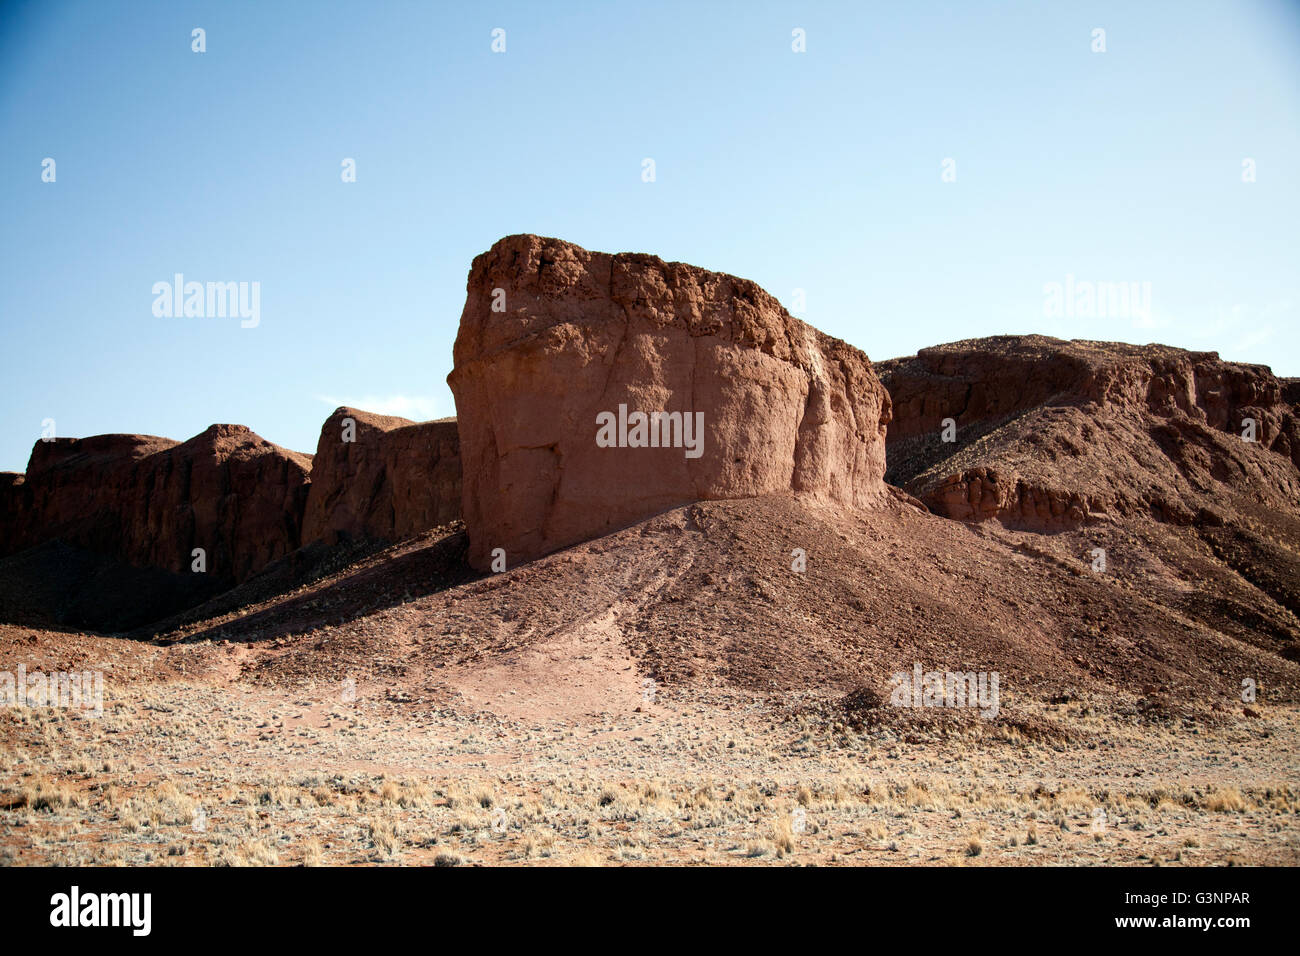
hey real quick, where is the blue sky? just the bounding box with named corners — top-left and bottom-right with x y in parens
top-left (2, 0), bottom-right (1297, 472)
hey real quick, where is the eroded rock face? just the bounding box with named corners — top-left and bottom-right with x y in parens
top-left (878, 336), bottom-right (1300, 528)
top-left (447, 234), bottom-right (891, 569)
top-left (0, 427), bottom-right (313, 629)
top-left (2, 426), bottom-right (312, 581)
top-left (0, 403), bottom-right (469, 629)
top-left (302, 407), bottom-right (461, 548)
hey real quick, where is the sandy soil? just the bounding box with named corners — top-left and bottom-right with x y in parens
top-left (1, 627), bottom-right (1295, 867)
top-left (2, 497), bottom-right (1296, 866)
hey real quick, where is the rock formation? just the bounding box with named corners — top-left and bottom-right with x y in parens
top-left (447, 234), bottom-right (892, 570)
top-left (301, 407), bottom-right (461, 548)
top-left (0, 408), bottom-right (465, 630)
top-left (878, 335), bottom-right (1300, 528)
top-left (1, 426), bottom-right (311, 578)
top-left (0, 427), bottom-right (311, 629)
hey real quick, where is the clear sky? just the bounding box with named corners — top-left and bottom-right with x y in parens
top-left (2, 0), bottom-right (1297, 472)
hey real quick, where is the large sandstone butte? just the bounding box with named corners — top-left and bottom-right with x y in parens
top-left (447, 234), bottom-right (892, 570)
top-left (878, 335), bottom-right (1300, 529)
top-left (302, 407), bottom-right (461, 548)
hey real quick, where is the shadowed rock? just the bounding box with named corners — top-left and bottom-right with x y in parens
top-left (0, 427), bottom-right (312, 629)
top-left (4, 426), bottom-right (311, 578)
top-left (302, 407), bottom-right (461, 548)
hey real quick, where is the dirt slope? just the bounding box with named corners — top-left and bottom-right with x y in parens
top-left (24, 491), bottom-right (1276, 724)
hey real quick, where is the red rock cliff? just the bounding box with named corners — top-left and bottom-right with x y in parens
top-left (447, 235), bottom-right (892, 570)
top-left (301, 407), bottom-right (461, 548)
top-left (2, 426), bottom-right (312, 581)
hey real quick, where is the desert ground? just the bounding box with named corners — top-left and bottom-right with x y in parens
top-left (3, 500), bottom-right (1296, 866)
